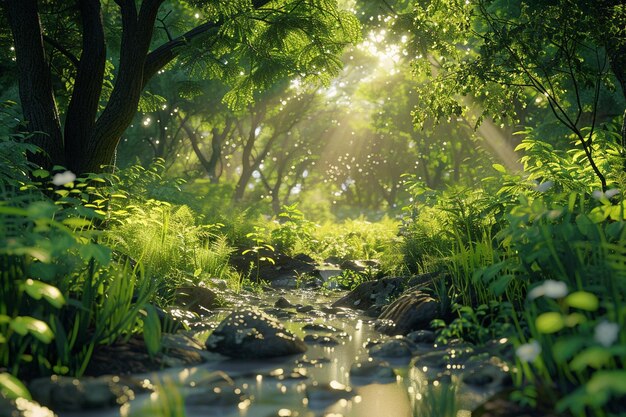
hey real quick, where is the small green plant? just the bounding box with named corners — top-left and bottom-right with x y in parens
top-left (432, 301), bottom-right (515, 345)
top-left (270, 203), bottom-right (317, 254)
top-left (242, 226), bottom-right (276, 286)
top-left (323, 269), bottom-right (369, 290)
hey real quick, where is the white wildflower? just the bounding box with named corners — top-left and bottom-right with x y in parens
top-left (594, 321), bottom-right (620, 347)
top-left (534, 181), bottom-right (554, 193)
top-left (51, 170), bottom-right (76, 186)
top-left (592, 189), bottom-right (620, 200)
top-left (516, 340), bottom-right (541, 362)
top-left (528, 280), bottom-right (568, 300)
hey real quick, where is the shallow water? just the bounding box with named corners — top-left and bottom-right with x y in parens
top-left (61, 290), bottom-right (494, 417)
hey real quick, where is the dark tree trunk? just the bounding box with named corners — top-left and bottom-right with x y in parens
top-left (79, 0), bottom-right (163, 173)
top-left (207, 126), bottom-right (229, 183)
top-left (4, 0), bottom-right (64, 169)
top-left (64, 0), bottom-right (106, 166)
top-left (5, 0), bottom-right (286, 174)
top-left (234, 121), bottom-right (258, 201)
top-left (181, 118), bottom-right (224, 181)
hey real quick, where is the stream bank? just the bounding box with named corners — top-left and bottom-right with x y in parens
top-left (22, 278), bottom-right (516, 417)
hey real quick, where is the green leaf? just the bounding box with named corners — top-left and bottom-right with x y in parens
top-left (22, 279), bottom-right (65, 308)
top-left (10, 317), bottom-right (54, 343)
top-left (565, 291), bottom-right (599, 311)
top-left (552, 336), bottom-right (587, 363)
top-left (61, 217), bottom-right (93, 228)
top-left (32, 169), bottom-right (49, 179)
top-left (587, 370), bottom-right (626, 396)
top-left (570, 347), bottom-right (612, 371)
top-left (142, 306), bottom-right (162, 358)
top-left (0, 373), bottom-right (31, 400)
top-left (535, 312), bottom-right (564, 334)
top-left (78, 244), bottom-right (111, 265)
top-left (492, 163), bottom-right (506, 173)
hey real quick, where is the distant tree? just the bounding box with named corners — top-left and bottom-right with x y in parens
top-left (1, 0), bottom-right (360, 174)
top-left (405, 0), bottom-right (626, 189)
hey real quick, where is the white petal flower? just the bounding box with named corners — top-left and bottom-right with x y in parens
top-left (516, 340), bottom-right (541, 362)
top-left (592, 189), bottom-right (620, 200)
top-left (591, 190), bottom-right (604, 200)
top-left (594, 321), bottom-right (620, 347)
top-left (51, 170), bottom-right (76, 186)
top-left (528, 280), bottom-right (568, 300)
top-left (534, 181), bottom-right (554, 193)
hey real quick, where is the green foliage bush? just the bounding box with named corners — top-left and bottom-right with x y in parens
top-left (401, 139), bottom-right (626, 415)
top-left (0, 158), bottom-right (159, 377)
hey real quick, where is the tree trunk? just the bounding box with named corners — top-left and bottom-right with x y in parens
top-left (207, 126), bottom-right (228, 183)
top-left (78, 0), bottom-right (163, 173)
top-left (3, 0), bottom-right (64, 169)
top-left (64, 0), bottom-right (106, 166)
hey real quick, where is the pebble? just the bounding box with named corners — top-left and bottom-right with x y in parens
top-left (369, 339), bottom-right (412, 359)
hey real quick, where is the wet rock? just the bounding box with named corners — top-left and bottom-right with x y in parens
top-left (29, 375), bottom-right (145, 411)
top-left (364, 338), bottom-right (382, 349)
top-left (263, 307), bottom-right (296, 319)
top-left (160, 333), bottom-right (212, 366)
top-left (295, 305), bottom-right (314, 313)
top-left (185, 384), bottom-right (247, 407)
top-left (294, 253), bottom-right (316, 264)
top-left (405, 330), bottom-right (437, 344)
top-left (317, 269), bottom-right (342, 283)
top-left (173, 285), bottom-right (225, 315)
top-left (484, 338), bottom-right (516, 362)
top-left (302, 323), bottom-right (338, 333)
top-left (320, 305), bottom-right (352, 316)
top-left (369, 339), bottom-right (412, 359)
top-left (462, 356), bottom-right (512, 389)
top-left (332, 273), bottom-right (438, 315)
top-left (205, 308), bottom-right (307, 358)
top-left (306, 382), bottom-right (353, 409)
top-left (0, 396), bottom-right (56, 417)
top-left (274, 296), bottom-right (294, 308)
top-left (229, 248), bottom-right (316, 288)
top-left (208, 278), bottom-right (229, 290)
top-left (413, 345), bottom-right (475, 370)
top-left (303, 334), bottom-right (340, 346)
top-left (296, 357), bottom-right (331, 367)
top-left (349, 359), bottom-right (396, 384)
top-left (324, 256), bottom-right (343, 265)
top-left (375, 290), bottom-right (440, 335)
top-left (340, 259), bottom-right (380, 273)
top-left (162, 307), bottom-right (199, 329)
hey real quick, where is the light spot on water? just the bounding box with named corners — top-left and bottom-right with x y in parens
top-left (238, 399), bottom-right (251, 410)
top-left (329, 380), bottom-right (346, 390)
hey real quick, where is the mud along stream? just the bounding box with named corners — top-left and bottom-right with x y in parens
top-left (49, 287), bottom-right (511, 417)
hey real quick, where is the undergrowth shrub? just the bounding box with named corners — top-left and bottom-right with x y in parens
top-left (0, 163), bottom-right (159, 378)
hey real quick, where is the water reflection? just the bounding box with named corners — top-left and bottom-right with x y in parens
top-left (59, 290), bottom-right (492, 417)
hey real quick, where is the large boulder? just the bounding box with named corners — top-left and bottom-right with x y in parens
top-left (229, 248), bottom-right (317, 288)
top-left (173, 285), bottom-right (225, 315)
top-left (375, 290), bottom-right (440, 335)
top-left (331, 273), bottom-right (438, 316)
top-left (205, 308), bottom-right (307, 358)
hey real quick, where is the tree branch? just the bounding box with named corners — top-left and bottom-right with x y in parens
top-left (43, 34), bottom-right (79, 67)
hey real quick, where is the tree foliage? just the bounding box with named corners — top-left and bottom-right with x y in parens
top-left (0, 0), bottom-right (360, 174)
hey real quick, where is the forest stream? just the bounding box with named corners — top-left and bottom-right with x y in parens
top-left (48, 285), bottom-right (509, 417)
